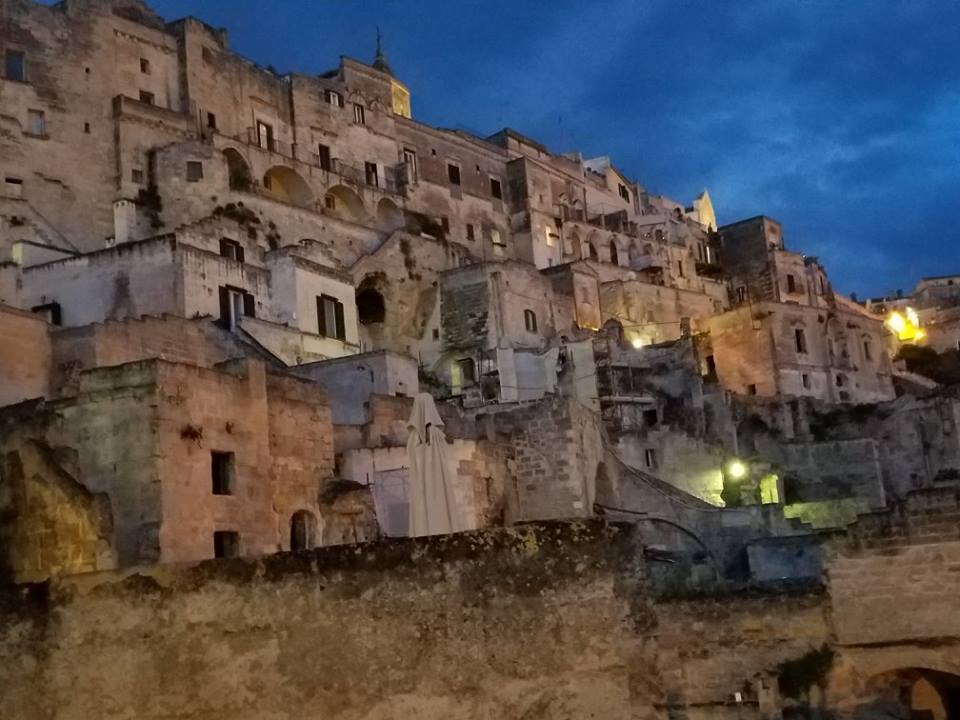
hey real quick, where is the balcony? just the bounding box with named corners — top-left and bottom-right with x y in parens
top-left (326, 158), bottom-right (401, 195)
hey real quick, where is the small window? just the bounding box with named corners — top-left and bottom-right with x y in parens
top-left (489, 177), bottom-right (502, 199)
top-left (5, 50), bottom-right (25, 82)
top-left (83, 122), bottom-right (90, 134)
top-left (618, 183), bottom-right (630, 202)
top-left (643, 409), bottom-right (659, 428)
top-left (794, 328), bottom-right (807, 354)
top-left (644, 448), bottom-right (658, 469)
top-left (317, 294), bottom-right (346, 340)
top-left (836, 374), bottom-right (846, 387)
top-left (186, 161), bottom-right (203, 182)
top-left (748, 384), bottom-right (758, 395)
top-left (457, 358), bottom-right (476, 385)
top-left (256, 120), bottom-right (273, 150)
top-left (206, 112), bottom-right (217, 130)
top-left (524, 309), bottom-right (538, 333)
top-left (736, 286), bottom-right (747, 303)
top-left (219, 286), bottom-right (254, 330)
top-left (353, 103), bottom-right (365, 124)
top-left (440, 216), bottom-right (450, 233)
top-left (27, 109), bottom-right (45, 136)
top-left (131, 168), bottom-right (144, 184)
top-left (466, 223), bottom-right (475, 242)
top-left (863, 340), bottom-right (873, 360)
top-left (140, 57), bottom-right (150, 74)
top-left (324, 89), bottom-right (344, 107)
top-left (219, 238), bottom-right (244, 263)
top-left (448, 163), bottom-right (461, 186)
top-left (138, 90), bottom-right (155, 105)
top-left (211, 451), bottom-right (235, 495)
top-left (318, 143), bottom-right (331, 171)
top-left (802, 373), bottom-right (811, 389)
top-left (432, 328), bottom-right (440, 340)
top-left (213, 531), bottom-right (239, 558)
top-left (324, 194), bottom-right (335, 210)
top-left (786, 274), bottom-right (797, 293)
top-left (364, 161), bottom-right (378, 187)
top-left (677, 260), bottom-right (684, 278)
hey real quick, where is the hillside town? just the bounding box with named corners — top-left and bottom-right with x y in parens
top-left (3, 2), bottom-right (960, 718)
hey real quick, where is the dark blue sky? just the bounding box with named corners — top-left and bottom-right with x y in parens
top-left (127, 1), bottom-right (960, 297)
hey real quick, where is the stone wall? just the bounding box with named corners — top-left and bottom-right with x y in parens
top-left (0, 304), bottom-right (51, 406)
top-left (0, 521), bottom-right (650, 720)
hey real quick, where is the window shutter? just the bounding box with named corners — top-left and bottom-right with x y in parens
top-left (218, 286), bottom-right (230, 326)
top-left (334, 300), bottom-right (345, 340)
top-left (243, 292), bottom-right (255, 318)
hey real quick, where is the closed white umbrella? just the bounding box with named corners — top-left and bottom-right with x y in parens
top-left (406, 393), bottom-right (461, 537)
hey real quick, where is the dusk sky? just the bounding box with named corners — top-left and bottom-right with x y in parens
top-left (117, 1), bottom-right (960, 298)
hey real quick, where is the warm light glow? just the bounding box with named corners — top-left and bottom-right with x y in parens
top-left (885, 307), bottom-right (924, 342)
top-left (726, 460), bottom-right (747, 480)
top-left (631, 337), bottom-right (644, 349)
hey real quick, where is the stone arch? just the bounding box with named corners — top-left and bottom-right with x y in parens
top-left (376, 197), bottom-right (404, 232)
top-left (223, 147), bottom-right (252, 192)
top-left (289, 509), bottom-right (318, 551)
top-left (853, 668), bottom-right (960, 720)
top-left (324, 184), bottom-right (366, 223)
top-left (263, 165), bottom-right (314, 207)
top-left (357, 286), bottom-right (386, 325)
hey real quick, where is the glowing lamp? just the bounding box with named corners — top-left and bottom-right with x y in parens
top-left (631, 338), bottom-right (644, 349)
top-left (726, 459), bottom-right (747, 480)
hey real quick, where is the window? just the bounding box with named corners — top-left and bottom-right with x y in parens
top-left (364, 161), bottom-right (378, 187)
top-left (677, 260), bottom-right (684, 277)
top-left (211, 451), bottom-right (235, 495)
top-left (432, 328), bottom-right (440, 340)
top-left (263, 174), bottom-right (272, 190)
top-left (219, 286), bottom-right (254, 329)
top-left (403, 148), bottom-right (418, 181)
top-left (256, 120), bottom-right (274, 151)
top-left (643, 409), bottom-right (659, 428)
top-left (5, 50), bottom-right (25, 82)
top-left (748, 384), bottom-right (758, 395)
top-left (131, 168), bottom-right (144, 184)
top-left (489, 177), bottom-right (502, 199)
top-left (139, 57), bottom-right (150, 74)
top-left (524, 309), bottom-right (538, 333)
top-left (206, 112), bottom-right (217, 130)
top-left (27, 109), bottom-right (45, 136)
top-left (447, 163), bottom-right (461, 186)
top-left (655, 229), bottom-right (664, 242)
top-left (794, 328), bottom-right (807, 354)
top-left (466, 223), bottom-right (475, 242)
top-left (138, 90), bottom-right (154, 105)
top-left (490, 228), bottom-right (504, 256)
top-left (836, 374), bottom-right (846, 388)
top-left (84, 122), bottom-right (90, 134)
top-left (324, 194), bottom-right (335, 210)
top-left (457, 358), bottom-right (476, 385)
top-left (353, 103), bottom-right (365, 124)
top-left (219, 238), bottom-right (244, 263)
top-left (324, 89), bottom-right (344, 107)
top-left (440, 216), bottom-right (450, 233)
top-left (863, 339), bottom-right (873, 360)
top-left (704, 355), bottom-right (717, 378)
top-left (318, 143), bottom-right (331, 171)
top-left (317, 294), bottom-right (346, 340)
top-left (609, 241), bottom-right (618, 265)
top-left (644, 448), bottom-right (658, 469)
top-left (186, 161), bottom-right (203, 182)
top-left (802, 373), bottom-right (811, 389)
top-left (4, 177), bottom-right (23, 198)
top-left (213, 531), bottom-right (239, 558)
top-left (786, 274), bottom-right (797, 293)
top-left (618, 183), bottom-right (630, 202)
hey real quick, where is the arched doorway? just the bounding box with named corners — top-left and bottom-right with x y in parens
top-left (263, 166), bottom-right (314, 207)
top-left (223, 148), bottom-right (252, 192)
top-left (376, 197), bottom-right (404, 232)
top-left (357, 287), bottom-right (386, 325)
top-left (290, 510), bottom-right (318, 551)
top-left (323, 184), bottom-right (366, 223)
top-left (860, 668), bottom-right (960, 720)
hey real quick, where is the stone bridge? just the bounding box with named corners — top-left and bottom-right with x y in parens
top-left (0, 487), bottom-right (958, 719)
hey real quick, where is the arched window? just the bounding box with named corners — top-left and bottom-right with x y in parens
top-left (290, 510), bottom-right (317, 551)
top-left (524, 309), bottom-right (538, 333)
top-left (356, 287), bottom-right (386, 324)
